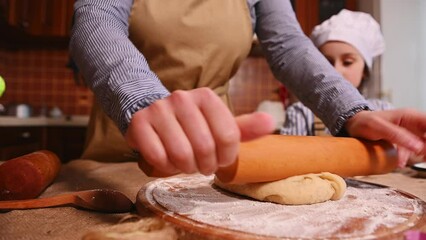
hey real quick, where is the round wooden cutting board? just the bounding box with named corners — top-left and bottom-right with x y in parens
top-left (136, 175), bottom-right (426, 240)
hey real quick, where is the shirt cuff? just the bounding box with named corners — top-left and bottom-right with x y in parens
top-left (333, 105), bottom-right (372, 137)
top-left (118, 92), bottom-right (171, 134)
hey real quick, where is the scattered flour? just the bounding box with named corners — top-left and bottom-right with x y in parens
top-left (144, 175), bottom-right (425, 239)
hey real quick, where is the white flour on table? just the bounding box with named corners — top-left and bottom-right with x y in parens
top-left (146, 175), bottom-right (424, 239)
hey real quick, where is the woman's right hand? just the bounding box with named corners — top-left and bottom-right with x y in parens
top-left (125, 87), bottom-right (276, 176)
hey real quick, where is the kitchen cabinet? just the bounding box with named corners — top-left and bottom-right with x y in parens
top-left (250, 0), bottom-right (357, 57)
top-left (0, 126), bottom-right (44, 160)
top-left (0, 125), bottom-right (86, 162)
top-left (292, 0), bottom-right (357, 35)
top-left (45, 126), bottom-right (86, 162)
top-left (4, 0), bottom-right (75, 37)
top-left (0, 0), bottom-right (356, 41)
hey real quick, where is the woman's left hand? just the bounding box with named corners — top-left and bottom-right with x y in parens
top-left (344, 109), bottom-right (426, 167)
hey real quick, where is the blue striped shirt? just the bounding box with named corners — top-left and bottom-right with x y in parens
top-left (70, 0), bottom-right (370, 134)
top-left (281, 99), bottom-right (393, 136)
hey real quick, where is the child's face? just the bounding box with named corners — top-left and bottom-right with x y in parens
top-left (318, 41), bottom-right (365, 88)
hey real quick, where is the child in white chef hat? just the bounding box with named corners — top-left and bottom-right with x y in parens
top-left (281, 9), bottom-right (393, 136)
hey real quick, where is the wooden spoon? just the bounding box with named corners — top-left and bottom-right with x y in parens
top-left (0, 189), bottom-right (134, 213)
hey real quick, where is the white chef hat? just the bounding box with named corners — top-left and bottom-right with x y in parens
top-left (310, 9), bottom-right (385, 70)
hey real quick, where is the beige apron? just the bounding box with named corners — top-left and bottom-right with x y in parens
top-left (81, 0), bottom-right (253, 162)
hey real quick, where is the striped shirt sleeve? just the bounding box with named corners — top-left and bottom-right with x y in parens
top-left (280, 98), bottom-right (394, 136)
top-left (69, 0), bottom-right (170, 133)
top-left (252, 0), bottom-right (371, 135)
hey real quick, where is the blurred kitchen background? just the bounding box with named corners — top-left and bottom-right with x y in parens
top-left (0, 0), bottom-right (425, 162)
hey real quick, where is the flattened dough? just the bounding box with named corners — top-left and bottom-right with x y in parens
top-left (214, 172), bottom-right (346, 205)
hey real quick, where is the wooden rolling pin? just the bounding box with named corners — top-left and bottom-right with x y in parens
top-left (0, 150), bottom-right (61, 200)
top-left (215, 135), bottom-right (398, 184)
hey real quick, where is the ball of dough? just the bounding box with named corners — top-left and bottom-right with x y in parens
top-left (214, 172), bottom-right (346, 205)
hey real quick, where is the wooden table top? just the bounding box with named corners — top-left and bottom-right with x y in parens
top-left (0, 160), bottom-right (425, 239)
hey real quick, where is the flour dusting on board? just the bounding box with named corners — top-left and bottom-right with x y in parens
top-left (146, 175), bottom-right (425, 239)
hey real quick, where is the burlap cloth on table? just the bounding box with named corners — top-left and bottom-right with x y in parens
top-left (0, 159), bottom-right (425, 240)
top-left (0, 159), bottom-right (157, 240)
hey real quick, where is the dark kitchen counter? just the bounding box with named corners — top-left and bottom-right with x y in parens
top-left (0, 116), bottom-right (89, 127)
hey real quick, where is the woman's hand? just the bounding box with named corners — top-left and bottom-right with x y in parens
top-left (345, 109), bottom-right (426, 167)
top-left (125, 88), bottom-right (276, 176)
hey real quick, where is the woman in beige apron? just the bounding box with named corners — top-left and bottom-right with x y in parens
top-left (73, 0), bottom-right (426, 172)
top-left (82, 0), bottom-right (254, 165)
